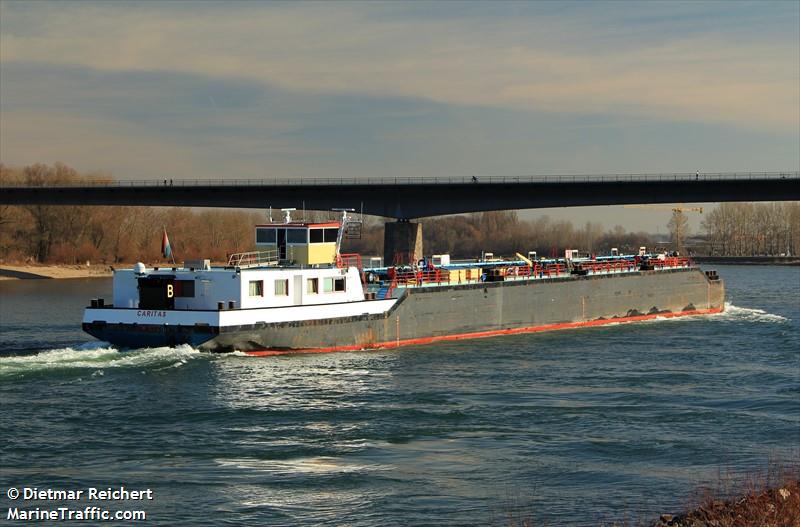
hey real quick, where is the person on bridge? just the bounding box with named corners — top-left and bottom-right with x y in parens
top-left (471, 176), bottom-right (478, 183)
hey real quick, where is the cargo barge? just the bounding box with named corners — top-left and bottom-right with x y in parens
top-left (82, 212), bottom-right (725, 355)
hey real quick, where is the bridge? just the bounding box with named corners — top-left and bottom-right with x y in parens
top-left (1, 172), bottom-right (797, 219)
top-left (3, 171), bottom-right (797, 263)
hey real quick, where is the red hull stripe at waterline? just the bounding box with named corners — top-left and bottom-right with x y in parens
top-left (243, 306), bottom-right (724, 357)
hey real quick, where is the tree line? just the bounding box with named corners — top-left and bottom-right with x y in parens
top-left (700, 202), bottom-right (800, 256)
top-left (344, 212), bottom-right (656, 259)
top-left (1, 164), bottom-right (260, 264)
top-left (1, 163), bottom-right (797, 264)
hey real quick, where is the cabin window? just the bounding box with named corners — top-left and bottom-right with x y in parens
top-left (249, 280), bottom-right (264, 297)
top-left (323, 277), bottom-right (345, 293)
top-left (256, 228), bottom-right (276, 244)
top-left (175, 280), bottom-right (195, 297)
top-left (334, 277), bottom-right (346, 292)
top-left (323, 228), bottom-right (339, 242)
top-left (306, 278), bottom-right (318, 294)
top-left (274, 279), bottom-right (289, 296)
top-left (310, 229), bottom-right (324, 243)
top-left (286, 229), bottom-right (307, 244)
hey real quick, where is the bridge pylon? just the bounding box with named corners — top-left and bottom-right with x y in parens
top-left (384, 221), bottom-right (423, 266)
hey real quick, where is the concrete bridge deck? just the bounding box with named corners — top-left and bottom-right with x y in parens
top-left (1, 172), bottom-right (797, 219)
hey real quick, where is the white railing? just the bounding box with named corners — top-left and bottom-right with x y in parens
top-left (227, 249), bottom-right (279, 268)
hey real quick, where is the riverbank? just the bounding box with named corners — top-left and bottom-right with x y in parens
top-left (0, 264), bottom-right (113, 280)
top-left (650, 478), bottom-right (799, 527)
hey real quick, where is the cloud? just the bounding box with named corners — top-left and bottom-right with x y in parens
top-left (3, 64), bottom-right (795, 184)
top-left (2, 2), bottom-right (797, 132)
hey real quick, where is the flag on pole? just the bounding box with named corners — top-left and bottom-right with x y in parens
top-left (161, 228), bottom-right (172, 259)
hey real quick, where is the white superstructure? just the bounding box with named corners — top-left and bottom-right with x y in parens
top-left (83, 215), bottom-right (401, 345)
top-left (111, 265), bottom-right (366, 311)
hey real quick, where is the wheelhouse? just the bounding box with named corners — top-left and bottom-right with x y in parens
top-left (255, 222), bottom-right (340, 265)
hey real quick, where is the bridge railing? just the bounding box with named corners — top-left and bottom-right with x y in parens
top-left (1, 172), bottom-right (797, 188)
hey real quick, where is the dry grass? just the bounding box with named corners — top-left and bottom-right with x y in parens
top-left (652, 480), bottom-right (799, 526)
top-left (632, 457), bottom-right (800, 527)
top-left (657, 459), bottom-right (800, 527)
top-left (498, 458), bottom-right (800, 527)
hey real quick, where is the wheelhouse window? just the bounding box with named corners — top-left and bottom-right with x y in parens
top-left (306, 278), bottom-right (318, 294)
top-left (286, 229), bottom-right (307, 244)
top-left (249, 280), bottom-right (264, 297)
top-left (309, 229), bottom-right (324, 243)
top-left (323, 277), bottom-right (346, 293)
top-left (256, 228), bottom-right (276, 244)
top-left (274, 279), bottom-right (289, 296)
top-left (323, 228), bottom-right (339, 242)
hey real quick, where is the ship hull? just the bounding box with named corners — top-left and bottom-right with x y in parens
top-left (210, 267), bottom-right (723, 354)
top-left (237, 307), bottom-right (723, 356)
top-left (85, 267), bottom-right (725, 354)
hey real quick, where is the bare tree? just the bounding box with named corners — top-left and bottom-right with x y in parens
top-left (668, 210), bottom-right (690, 253)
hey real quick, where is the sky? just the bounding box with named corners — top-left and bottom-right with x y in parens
top-left (1, 1), bottom-right (798, 232)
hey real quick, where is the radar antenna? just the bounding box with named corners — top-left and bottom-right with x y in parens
top-left (281, 208), bottom-right (296, 223)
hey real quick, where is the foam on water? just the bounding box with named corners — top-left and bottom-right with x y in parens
top-left (717, 302), bottom-right (790, 323)
top-left (630, 302), bottom-right (788, 326)
top-left (581, 302), bottom-right (788, 332)
top-left (0, 342), bottom-right (202, 379)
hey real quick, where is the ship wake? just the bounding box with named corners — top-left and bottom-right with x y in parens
top-left (717, 302), bottom-right (789, 323)
top-left (595, 302), bottom-right (787, 329)
top-left (641, 302), bottom-right (788, 325)
top-left (0, 342), bottom-right (202, 380)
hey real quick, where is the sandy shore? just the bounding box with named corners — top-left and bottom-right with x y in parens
top-left (0, 264), bottom-right (114, 280)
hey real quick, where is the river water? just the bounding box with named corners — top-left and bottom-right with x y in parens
top-left (0, 265), bottom-right (797, 526)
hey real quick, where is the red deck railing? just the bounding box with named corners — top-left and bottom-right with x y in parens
top-left (574, 260), bottom-right (638, 274)
top-left (393, 269), bottom-right (451, 286)
top-left (535, 263), bottom-right (565, 277)
top-left (379, 255), bottom-right (691, 296)
top-left (647, 256), bottom-right (692, 269)
top-left (336, 253), bottom-right (363, 270)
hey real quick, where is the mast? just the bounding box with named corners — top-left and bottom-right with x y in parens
top-left (332, 208), bottom-right (354, 256)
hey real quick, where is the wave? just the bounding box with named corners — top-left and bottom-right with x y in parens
top-left (0, 342), bottom-right (202, 380)
top-left (716, 302), bottom-right (789, 323)
top-left (640, 302), bottom-right (788, 325)
top-left (600, 302), bottom-right (788, 329)
top-left (582, 302), bottom-right (789, 332)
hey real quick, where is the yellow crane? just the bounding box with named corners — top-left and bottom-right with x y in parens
top-left (623, 204), bottom-right (703, 253)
